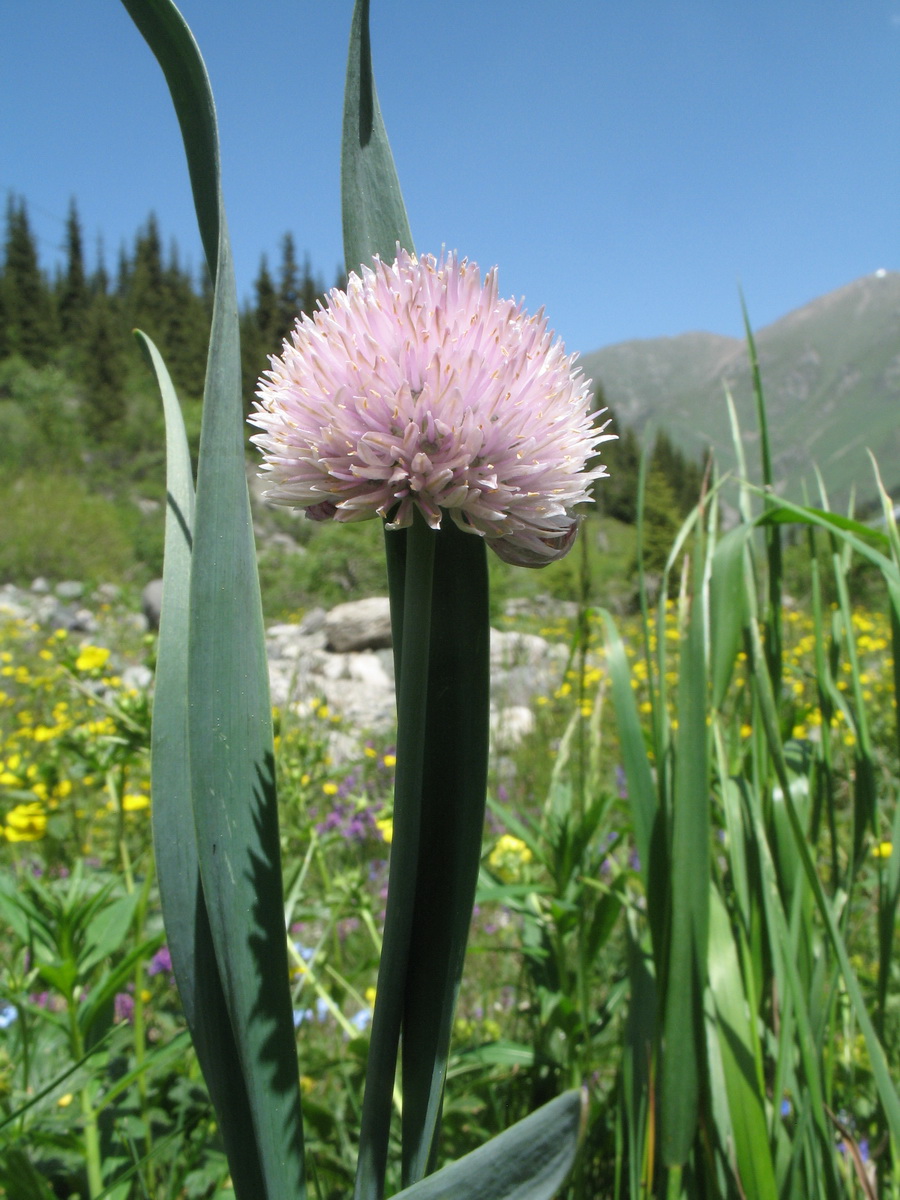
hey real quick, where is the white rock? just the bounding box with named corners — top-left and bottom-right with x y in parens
top-left (324, 597), bottom-right (393, 652)
top-left (490, 706), bottom-right (536, 751)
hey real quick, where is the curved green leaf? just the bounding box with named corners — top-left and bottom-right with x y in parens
top-left (120, 4), bottom-right (305, 1195)
top-left (391, 1090), bottom-right (586, 1200)
top-left (139, 330), bottom-right (267, 1199)
top-left (342, 0), bottom-right (415, 273)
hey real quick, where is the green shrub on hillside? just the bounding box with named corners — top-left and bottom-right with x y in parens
top-left (0, 473), bottom-right (136, 584)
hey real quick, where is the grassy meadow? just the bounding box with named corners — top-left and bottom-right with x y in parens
top-left (1, 417), bottom-right (899, 1197)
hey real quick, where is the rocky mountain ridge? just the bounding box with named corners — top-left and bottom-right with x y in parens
top-left (582, 271), bottom-right (900, 506)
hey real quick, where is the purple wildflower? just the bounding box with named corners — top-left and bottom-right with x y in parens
top-left (114, 993), bottom-right (135, 1023)
top-left (250, 250), bottom-right (613, 566)
top-left (148, 946), bottom-right (173, 978)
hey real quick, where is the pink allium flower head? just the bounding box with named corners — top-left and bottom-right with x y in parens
top-left (249, 250), bottom-right (613, 565)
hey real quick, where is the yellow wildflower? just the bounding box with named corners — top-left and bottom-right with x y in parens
top-left (4, 802), bottom-right (47, 841)
top-left (375, 817), bottom-right (393, 844)
top-left (75, 645), bottom-right (110, 673)
top-left (121, 793), bottom-right (150, 812)
top-left (488, 834), bottom-right (533, 883)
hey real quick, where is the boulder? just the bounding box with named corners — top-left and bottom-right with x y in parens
top-left (324, 597), bottom-right (393, 652)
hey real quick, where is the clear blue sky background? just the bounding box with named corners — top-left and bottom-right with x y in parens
top-left (4, 2), bottom-right (900, 358)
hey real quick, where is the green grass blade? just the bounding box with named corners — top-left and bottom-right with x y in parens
top-left (342, 0), bottom-right (415, 273)
top-left (724, 386), bottom-right (754, 526)
top-left (709, 525), bottom-right (751, 710)
top-left (741, 769), bottom-right (842, 1193)
top-left (877, 795), bottom-right (900, 1033)
top-left (658, 569), bottom-right (710, 1166)
top-left (747, 611), bottom-right (900, 1151)
top-left (599, 608), bottom-right (663, 956)
top-left (707, 888), bottom-right (778, 1200)
top-left (401, 521), bottom-right (490, 1186)
top-left (389, 1090), bottom-right (586, 1200)
top-left (138, 330), bottom-right (267, 1197)
top-left (741, 295), bottom-right (783, 690)
top-left (832, 557), bottom-right (876, 868)
top-left (120, 3), bottom-right (305, 1195)
top-left (622, 926), bottom-right (657, 1197)
top-left (756, 497), bottom-right (893, 560)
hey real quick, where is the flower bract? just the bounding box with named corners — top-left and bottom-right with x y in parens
top-left (250, 250), bottom-right (613, 565)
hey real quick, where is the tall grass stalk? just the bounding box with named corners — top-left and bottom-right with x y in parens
top-left (599, 322), bottom-right (900, 1197)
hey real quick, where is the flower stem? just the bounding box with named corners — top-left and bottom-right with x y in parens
top-left (354, 509), bottom-right (435, 1200)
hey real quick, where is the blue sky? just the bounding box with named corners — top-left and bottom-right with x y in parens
top-left (4, 2), bottom-right (900, 357)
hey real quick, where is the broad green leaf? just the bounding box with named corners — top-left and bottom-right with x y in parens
top-left (390, 1090), bottom-right (585, 1200)
top-left (120, 3), bottom-right (305, 1195)
top-left (342, 0), bottom-right (415, 274)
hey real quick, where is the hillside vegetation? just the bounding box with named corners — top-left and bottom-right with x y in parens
top-left (582, 271), bottom-right (900, 507)
top-left (0, 196), bottom-right (705, 616)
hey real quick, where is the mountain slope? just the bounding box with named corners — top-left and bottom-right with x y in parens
top-left (582, 271), bottom-right (900, 506)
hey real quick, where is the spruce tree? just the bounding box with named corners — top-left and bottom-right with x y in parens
top-left (1, 196), bottom-right (54, 365)
top-left (239, 255), bottom-right (274, 411)
top-left (254, 255), bottom-right (279, 350)
top-left (636, 466), bottom-right (682, 578)
top-left (161, 240), bottom-right (209, 396)
top-left (127, 213), bottom-right (168, 344)
top-left (599, 424), bottom-right (640, 523)
top-left (58, 198), bottom-right (88, 342)
top-left (81, 289), bottom-right (127, 439)
top-left (276, 233), bottom-right (301, 341)
top-left (300, 253), bottom-right (324, 316)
